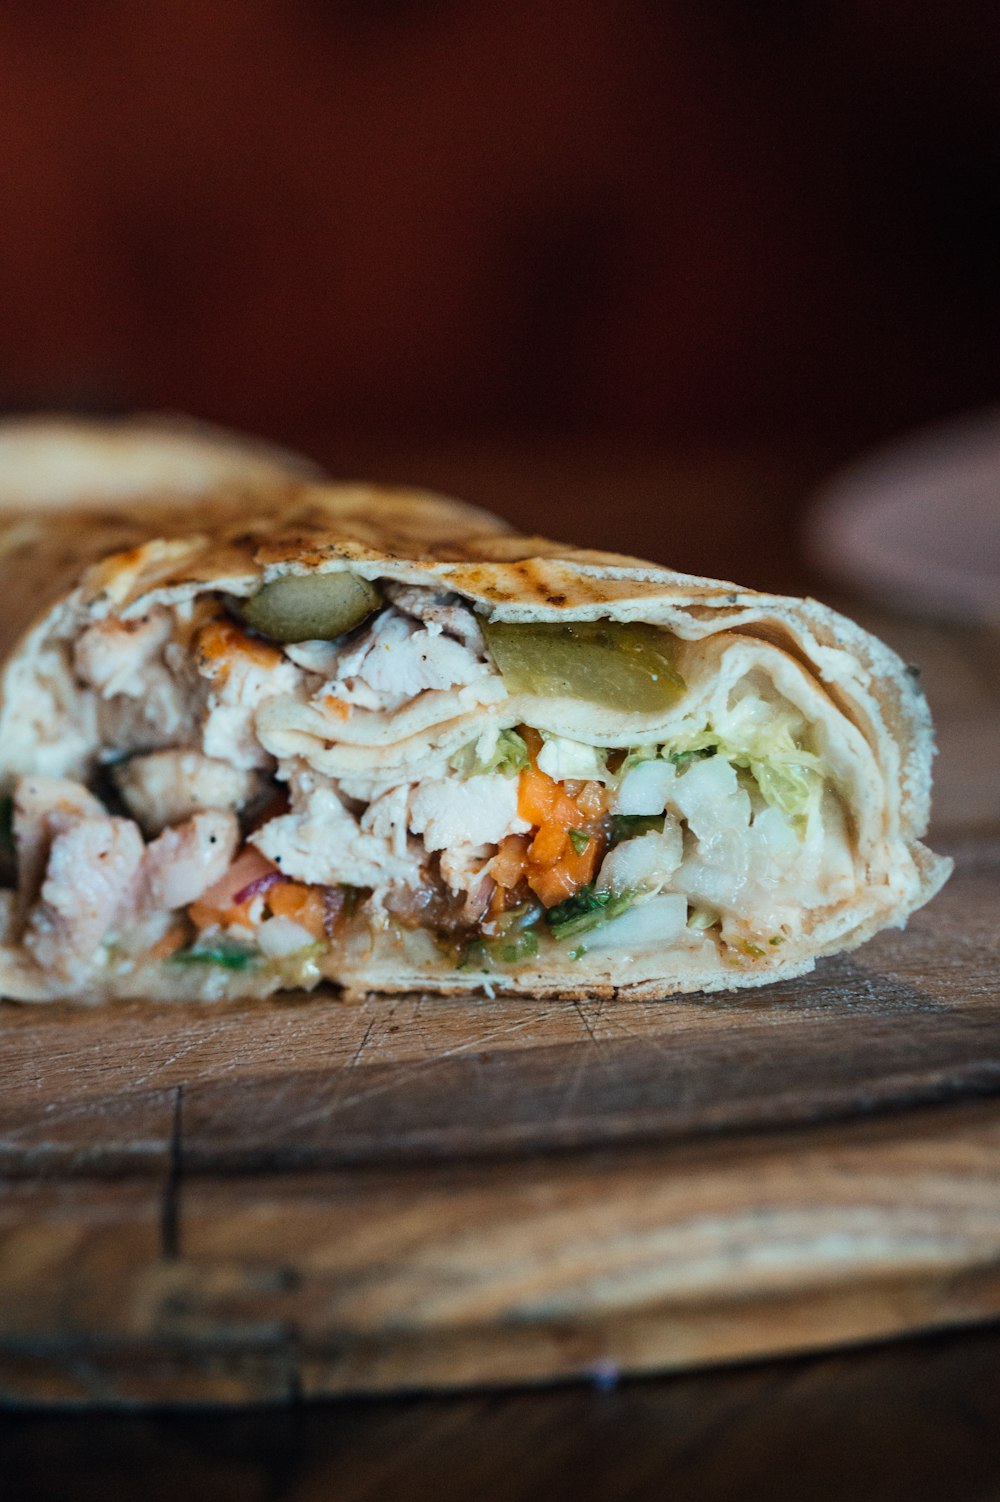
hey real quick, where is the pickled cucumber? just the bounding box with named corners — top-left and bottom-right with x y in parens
top-left (240, 571), bottom-right (381, 642)
top-left (482, 619), bottom-right (685, 712)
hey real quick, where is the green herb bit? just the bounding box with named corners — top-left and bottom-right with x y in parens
top-left (668, 744), bottom-right (718, 769)
top-left (737, 940), bottom-right (766, 959)
top-left (487, 928), bottom-right (540, 965)
top-left (547, 884), bottom-right (637, 942)
top-left (568, 828), bottom-right (592, 855)
top-left (170, 943), bottom-right (259, 972)
top-left (456, 939), bottom-right (488, 972)
top-left (546, 884), bottom-right (608, 927)
top-left (609, 813), bottom-right (665, 846)
top-left (457, 925), bottom-right (539, 968)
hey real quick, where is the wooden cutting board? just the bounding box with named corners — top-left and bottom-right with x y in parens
top-left (2, 597), bottom-right (998, 1406)
top-left (1, 829), bottom-right (998, 1407)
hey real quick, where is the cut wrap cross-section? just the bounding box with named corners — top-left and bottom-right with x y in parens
top-left (0, 481), bottom-right (950, 1002)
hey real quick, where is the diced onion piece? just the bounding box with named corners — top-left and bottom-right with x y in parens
top-left (596, 823), bottom-right (683, 895)
top-left (670, 756), bottom-right (749, 841)
top-left (240, 571), bottom-right (381, 642)
top-left (483, 619), bottom-right (685, 713)
top-left (687, 907), bottom-right (720, 931)
top-left (257, 916), bottom-right (317, 958)
top-left (536, 736), bottom-right (610, 783)
top-left (582, 893), bottom-right (688, 952)
top-left (613, 758), bottom-right (676, 815)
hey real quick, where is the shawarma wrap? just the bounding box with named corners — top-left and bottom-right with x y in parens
top-left (0, 480), bottom-right (950, 1003)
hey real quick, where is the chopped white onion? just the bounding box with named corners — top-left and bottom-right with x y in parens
top-left (612, 758), bottom-right (676, 815)
top-left (537, 735), bottom-right (611, 783)
top-left (583, 893), bottom-right (688, 952)
top-left (256, 916), bottom-right (316, 959)
top-left (596, 822), bottom-right (683, 894)
top-left (669, 756), bottom-right (749, 840)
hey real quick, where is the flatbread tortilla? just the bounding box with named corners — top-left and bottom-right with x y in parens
top-left (0, 478), bottom-right (950, 1003)
top-left (0, 412), bottom-right (321, 509)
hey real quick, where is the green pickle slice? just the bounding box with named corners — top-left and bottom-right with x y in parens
top-left (240, 571), bottom-right (381, 642)
top-left (483, 618), bottom-right (685, 712)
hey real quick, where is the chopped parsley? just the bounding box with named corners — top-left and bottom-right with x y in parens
top-left (568, 827), bottom-right (592, 855)
top-left (667, 744), bottom-right (718, 769)
top-left (457, 926), bottom-right (539, 969)
top-left (546, 884), bottom-right (638, 942)
top-left (609, 813), bottom-right (665, 846)
top-left (170, 942), bottom-right (259, 972)
top-left (488, 928), bottom-right (539, 965)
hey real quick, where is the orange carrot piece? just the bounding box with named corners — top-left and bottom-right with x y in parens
top-left (148, 924), bottom-right (188, 962)
top-left (517, 764), bottom-right (556, 824)
top-left (196, 619), bottom-right (283, 672)
top-left (575, 780), bottom-right (609, 820)
top-left (527, 864), bottom-right (580, 907)
top-left (266, 882), bottom-right (327, 939)
top-left (491, 833), bottom-right (531, 889)
top-left (528, 818), bottom-right (568, 867)
top-left (188, 898), bottom-right (249, 931)
top-left (558, 832), bottom-right (602, 889)
top-left (514, 730), bottom-right (610, 906)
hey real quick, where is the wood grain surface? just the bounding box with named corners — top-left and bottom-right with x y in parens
top-left (1, 560), bottom-right (998, 1408)
top-left (1, 835), bottom-right (998, 1181)
top-left (7, 1322), bottom-right (1000, 1502)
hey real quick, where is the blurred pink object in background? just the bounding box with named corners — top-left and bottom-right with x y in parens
top-left (807, 409), bottom-right (1000, 623)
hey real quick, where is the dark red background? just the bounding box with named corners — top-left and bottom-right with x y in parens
top-left (1, 1), bottom-right (998, 453)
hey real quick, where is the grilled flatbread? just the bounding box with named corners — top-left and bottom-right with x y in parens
top-left (0, 480), bottom-right (950, 1002)
top-left (0, 412), bottom-right (321, 509)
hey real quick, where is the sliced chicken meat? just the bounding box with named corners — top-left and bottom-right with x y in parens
top-left (23, 815), bottom-right (144, 982)
top-left (114, 750), bottom-right (264, 836)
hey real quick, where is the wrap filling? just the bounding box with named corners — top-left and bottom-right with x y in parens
top-left (0, 573), bottom-right (871, 998)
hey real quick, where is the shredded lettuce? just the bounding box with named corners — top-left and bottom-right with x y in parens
top-left (661, 717), bottom-right (824, 824)
top-left (618, 744), bottom-right (659, 777)
top-left (450, 728), bottom-right (529, 779)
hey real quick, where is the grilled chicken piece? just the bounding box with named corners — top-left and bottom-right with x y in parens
top-left (114, 750), bottom-right (263, 836)
top-left (23, 815), bottom-right (144, 982)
